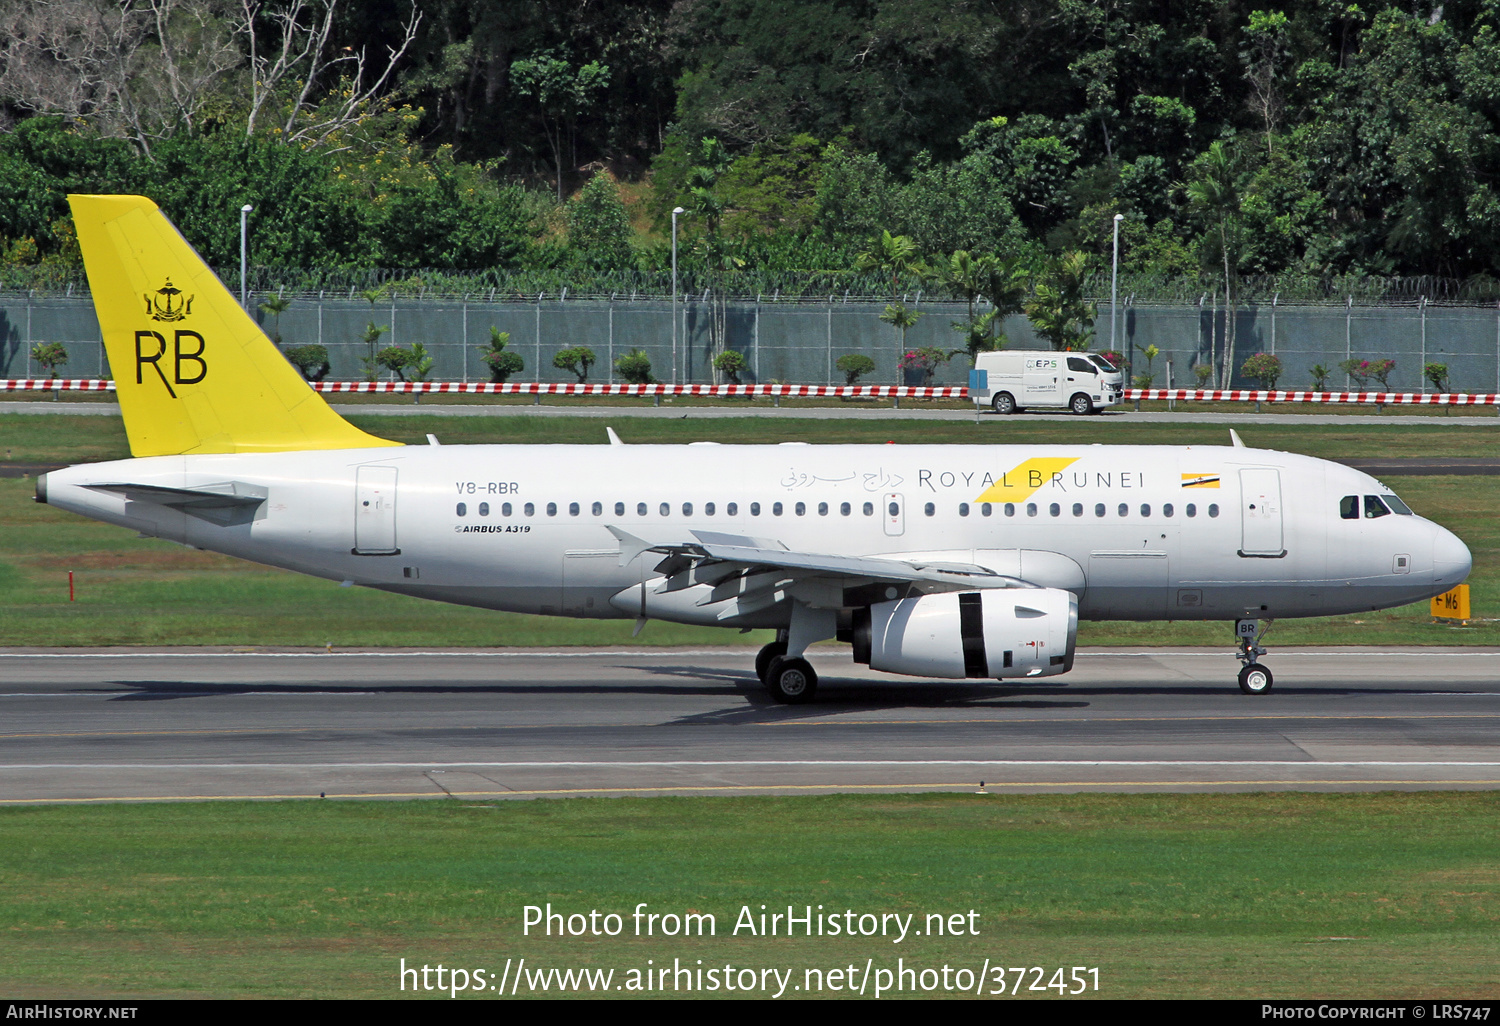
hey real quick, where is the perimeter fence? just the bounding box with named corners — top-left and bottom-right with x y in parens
top-left (5, 289), bottom-right (1500, 394)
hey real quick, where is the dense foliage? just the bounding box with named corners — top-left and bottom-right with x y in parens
top-left (8, 1), bottom-right (1500, 300)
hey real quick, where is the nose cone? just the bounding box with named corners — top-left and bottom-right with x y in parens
top-left (1433, 526), bottom-right (1472, 587)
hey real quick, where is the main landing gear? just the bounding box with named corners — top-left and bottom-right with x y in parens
top-left (1234, 618), bottom-right (1274, 695)
top-left (756, 631), bottom-right (818, 704)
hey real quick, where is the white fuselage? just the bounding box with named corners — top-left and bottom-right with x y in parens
top-left (40, 443), bottom-right (1470, 631)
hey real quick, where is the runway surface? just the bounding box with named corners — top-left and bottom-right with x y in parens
top-left (2, 646), bottom-right (1498, 803)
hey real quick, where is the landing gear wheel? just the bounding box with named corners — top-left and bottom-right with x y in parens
top-left (765, 656), bottom-right (818, 704)
top-left (1233, 617), bottom-right (1274, 693)
top-left (1070, 393), bottom-right (1094, 415)
top-left (991, 392), bottom-right (1017, 415)
top-left (1238, 663), bottom-right (1273, 695)
top-left (755, 641), bottom-right (787, 683)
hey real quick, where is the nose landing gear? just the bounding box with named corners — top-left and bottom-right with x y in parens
top-left (1234, 618), bottom-right (1274, 694)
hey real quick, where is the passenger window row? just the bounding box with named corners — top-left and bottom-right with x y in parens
top-left (455, 499), bottom-right (1221, 519)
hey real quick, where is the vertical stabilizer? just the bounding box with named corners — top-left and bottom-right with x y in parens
top-left (68, 194), bottom-right (399, 457)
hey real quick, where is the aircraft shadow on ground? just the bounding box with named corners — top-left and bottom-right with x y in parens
top-left (93, 672), bottom-right (1455, 705)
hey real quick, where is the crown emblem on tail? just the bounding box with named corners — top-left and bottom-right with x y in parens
top-left (145, 279), bottom-right (193, 322)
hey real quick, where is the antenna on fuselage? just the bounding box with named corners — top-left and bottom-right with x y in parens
top-left (606, 426), bottom-right (624, 446)
top-left (1229, 428), bottom-right (1246, 448)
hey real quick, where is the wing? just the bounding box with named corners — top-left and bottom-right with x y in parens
top-left (607, 527), bottom-right (1035, 618)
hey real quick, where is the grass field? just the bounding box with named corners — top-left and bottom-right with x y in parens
top-left (5, 409), bottom-right (1500, 463)
top-left (1, 794), bottom-right (1496, 999)
top-left (1, 413), bottom-right (1494, 647)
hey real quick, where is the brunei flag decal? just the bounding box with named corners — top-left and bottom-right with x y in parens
top-left (1181, 473), bottom-right (1221, 488)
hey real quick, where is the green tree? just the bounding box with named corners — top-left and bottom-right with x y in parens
top-left (510, 50), bottom-right (611, 201)
top-left (566, 173), bottom-right (633, 270)
top-left (1024, 251), bottom-right (1095, 351)
top-left (406, 343), bottom-right (435, 383)
top-left (376, 345), bottom-right (412, 381)
top-left (358, 322), bottom-right (390, 382)
top-left (615, 348), bottom-right (653, 384)
top-left (1185, 141), bottom-right (1244, 385)
top-left (880, 303), bottom-right (925, 383)
top-left (284, 344), bottom-right (331, 382)
top-left (478, 328), bottom-right (523, 383)
top-left (1241, 10), bottom-right (1292, 159)
top-left (835, 353), bottom-right (876, 386)
top-left (258, 294), bottom-right (290, 347)
top-left (29, 340), bottom-right (67, 376)
top-left (553, 346), bottom-right (597, 383)
top-left (712, 349), bottom-right (748, 384)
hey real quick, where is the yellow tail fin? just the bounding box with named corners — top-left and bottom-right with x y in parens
top-left (69, 194), bottom-right (399, 457)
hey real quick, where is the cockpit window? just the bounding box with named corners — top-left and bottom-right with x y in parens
top-left (1339, 495), bottom-right (1358, 520)
top-left (1364, 495), bottom-right (1391, 519)
top-left (1383, 494), bottom-right (1414, 515)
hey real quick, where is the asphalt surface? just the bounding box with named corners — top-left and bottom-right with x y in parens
top-left (2, 646), bottom-right (1497, 803)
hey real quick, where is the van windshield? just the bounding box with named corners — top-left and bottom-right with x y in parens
top-left (1089, 354), bottom-right (1118, 372)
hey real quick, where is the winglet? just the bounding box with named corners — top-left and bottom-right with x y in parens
top-left (1229, 428), bottom-right (1246, 448)
top-left (606, 426), bottom-right (624, 446)
top-left (68, 194), bottom-right (399, 457)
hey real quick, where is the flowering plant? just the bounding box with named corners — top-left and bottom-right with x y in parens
top-left (1240, 352), bottom-right (1282, 389)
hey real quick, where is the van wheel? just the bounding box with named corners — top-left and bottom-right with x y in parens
top-left (1070, 393), bottom-right (1094, 415)
top-left (992, 392), bottom-right (1017, 415)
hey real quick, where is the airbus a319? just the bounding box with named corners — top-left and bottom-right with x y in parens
top-left (36, 196), bottom-right (1473, 702)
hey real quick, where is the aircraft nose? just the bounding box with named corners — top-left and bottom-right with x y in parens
top-left (1433, 525), bottom-right (1472, 587)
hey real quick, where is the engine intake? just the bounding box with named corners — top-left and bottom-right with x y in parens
top-left (852, 588), bottom-right (1078, 679)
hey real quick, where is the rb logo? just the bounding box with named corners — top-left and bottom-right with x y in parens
top-left (135, 330), bottom-right (207, 398)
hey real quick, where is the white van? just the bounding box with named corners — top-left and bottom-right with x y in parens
top-left (969, 351), bottom-right (1125, 415)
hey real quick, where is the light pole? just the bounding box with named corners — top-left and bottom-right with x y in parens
top-left (1110, 212), bottom-right (1123, 371)
top-left (1110, 213), bottom-right (1122, 384)
top-left (239, 203), bottom-right (254, 309)
top-left (671, 206), bottom-right (686, 385)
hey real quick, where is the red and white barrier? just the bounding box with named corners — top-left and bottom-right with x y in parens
top-left (4, 378), bottom-right (1499, 405)
top-left (0, 379), bottom-right (117, 391)
top-left (310, 381), bottom-right (970, 398)
top-left (1123, 388), bottom-right (1500, 405)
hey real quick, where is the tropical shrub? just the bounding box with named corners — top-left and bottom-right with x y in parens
top-left (615, 348), bottom-right (654, 384)
top-left (836, 353), bottom-right (877, 385)
top-left (1424, 362), bottom-right (1449, 392)
top-left (29, 341), bottom-right (67, 376)
top-left (712, 349), bottom-right (748, 383)
top-left (1240, 352), bottom-right (1282, 389)
top-left (553, 346), bottom-right (596, 383)
top-left (284, 344), bottom-right (330, 381)
top-left (898, 346), bottom-right (951, 385)
top-left (478, 328), bottom-right (524, 383)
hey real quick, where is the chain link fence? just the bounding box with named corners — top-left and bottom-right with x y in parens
top-left (4, 290), bottom-right (1499, 392)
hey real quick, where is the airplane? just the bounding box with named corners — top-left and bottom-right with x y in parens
top-left (35, 195), bottom-right (1472, 702)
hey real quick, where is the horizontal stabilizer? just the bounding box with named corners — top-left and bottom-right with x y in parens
top-left (87, 481), bottom-right (267, 526)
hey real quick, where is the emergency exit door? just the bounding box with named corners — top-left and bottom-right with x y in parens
top-left (1238, 468), bottom-right (1285, 557)
top-left (883, 493), bottom-right (905, 536)
top-left (354, 465), bottom-right (400, 555)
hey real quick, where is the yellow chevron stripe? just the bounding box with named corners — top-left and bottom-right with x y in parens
top-left (974, 457), bottom-right (1079, 503)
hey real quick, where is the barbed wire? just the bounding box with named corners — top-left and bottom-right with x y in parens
top-left (5, 264), bottom-right (1500, 307)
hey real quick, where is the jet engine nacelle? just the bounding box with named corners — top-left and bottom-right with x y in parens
top-left (853, 588), bottom-right (1078, 679)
